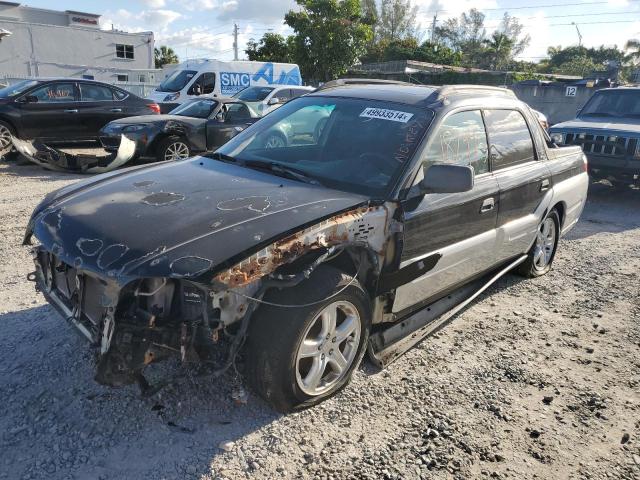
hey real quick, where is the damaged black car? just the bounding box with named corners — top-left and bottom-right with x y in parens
top-left (25, 83), bottom-right (588, 412)
top-left (98, 97), bottom-right (259, 163)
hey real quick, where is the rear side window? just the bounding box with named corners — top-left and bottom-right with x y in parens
top-left (484, 109), bottom-right (535, 170)
top-left (276, 89), bottom-right (293, 100)
top-left (423, 110), bottom-right (489, 174)
top-left (79, 83), bottom-right (113, 101)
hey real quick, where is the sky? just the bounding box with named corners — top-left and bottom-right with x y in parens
top-left (19, 0), bottom-right (640, 63)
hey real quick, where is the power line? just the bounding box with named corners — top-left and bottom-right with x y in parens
top-left (420, 0), bottom-right (640, 15)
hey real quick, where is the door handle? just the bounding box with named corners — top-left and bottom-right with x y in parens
top-left (540, 179), bottom-right (550, 192)
top-left (480, 197), bottom-right (495, 213)
top-left (64, 109), bottom-right (78, 113)
top-left (110, 108), bottom-right (122, 113)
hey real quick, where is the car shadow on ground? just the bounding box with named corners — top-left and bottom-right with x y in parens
top-left (568, 181), bottom-right (640, 240)
top-left (0, 303), bottom-right (282, 479)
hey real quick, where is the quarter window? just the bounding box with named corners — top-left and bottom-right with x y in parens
top-left (484, 109), bottom-right (535, 170)
top-left (116, 44), bottom-right (134, 59)
top-left (28, 83), bottom-right (75, 103)
top-left (423, 110), bottom-right (489, 174)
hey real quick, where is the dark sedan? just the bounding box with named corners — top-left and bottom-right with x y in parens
top-left (0, 78), bottom-right (160, 155)
top-left (99, 97), bottom-right (260, 162)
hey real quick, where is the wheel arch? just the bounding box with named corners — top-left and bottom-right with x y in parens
top-left (0, 116), bottom-right (18, 136)
top-left (551, 201), bottom-right (566, 229)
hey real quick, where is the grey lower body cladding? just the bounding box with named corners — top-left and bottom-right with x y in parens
top-left (11, 134), bottom-right (137, 173)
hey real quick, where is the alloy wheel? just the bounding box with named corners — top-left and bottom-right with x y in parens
top-left (164, 141), bottom-right (190, 161)
top-left (295, 300), bottom-right (361, 396)
top-left (0, 123), bottom-right (12, 155)
top-left (533, 217), bottom-right (556, 270)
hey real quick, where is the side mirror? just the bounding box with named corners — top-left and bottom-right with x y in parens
top-left (268, 97), bottom-right (280, 105)
top-left (418, 164), bottom-right (474, 194)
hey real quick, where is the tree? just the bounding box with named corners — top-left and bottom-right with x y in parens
top-left (625, 39), bottom-right (640, 64)
top-left (154, 46), bottom-right (178, 69)
top-left (378, 0), bottom-right (418, 42)
top-left (245, 33), bottom-right (294, 63)
top-left (285, 0), bottom-right (373, 82)
top-left (481, 32), bottom-right (516, 70)
top-left (435, 8), bottom-right (487, 64)
top-left (539, 45), bottom-right (626, 76)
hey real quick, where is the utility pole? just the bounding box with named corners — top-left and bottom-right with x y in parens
top-left (430, 12), bottom-right (438, 42)
top-left (572, 22), bottom-right (583, 47)
top-left (233, 23), bottom-right (239, 61)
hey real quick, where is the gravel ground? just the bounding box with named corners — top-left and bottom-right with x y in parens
top-left (1, 162), bottom-right (639, 480)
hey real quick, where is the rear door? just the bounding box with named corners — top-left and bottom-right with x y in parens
top-left (18, 81), bottom-right (81, 140)
top-left (76, 83), bottom-right (123, 137)
top-left (392, 110), bottom-right (500, 314)
top-left (484, 109), bottom-right (552, 259)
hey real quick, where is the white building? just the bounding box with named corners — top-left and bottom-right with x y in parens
top-left (0, 2), bottom-right (159, 89)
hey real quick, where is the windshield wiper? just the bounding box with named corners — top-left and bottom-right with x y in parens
top-left (245, 161), bottom-right (321, 185)
top-left (208, 152), bottom-right (244, 165)
top-left (581, 112), bottom-right (615, 117)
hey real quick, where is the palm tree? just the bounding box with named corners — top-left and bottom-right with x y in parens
top-left (154, 46), bottom-right (179, 69)
top-left (626, 39), bottom-right (640, 64)
top-left (483, 32), bottom-right (514, 70)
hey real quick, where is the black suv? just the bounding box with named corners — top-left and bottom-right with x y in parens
top-left (25, 83), bottom-right (588, 412)
top-left (0, 78), bottom-right (160, 153)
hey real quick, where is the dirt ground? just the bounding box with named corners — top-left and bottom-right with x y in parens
top-left (0, 162), bottom-right (638, 480)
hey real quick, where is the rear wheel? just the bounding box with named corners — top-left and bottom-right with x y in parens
top-left (155, 136), bottom-right (191, 162)
top-left (516, 209), bottom-right (560, 278)
top-left (245, 265), bottom-right (370, 412)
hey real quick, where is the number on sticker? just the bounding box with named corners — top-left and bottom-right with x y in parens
top-left (360, 107), bottom-right (414, 123)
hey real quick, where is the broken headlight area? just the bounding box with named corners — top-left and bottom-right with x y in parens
top-left (30, 246), bottom-right (259, 391)
top-left (11, 134), bottom-right (137, 173)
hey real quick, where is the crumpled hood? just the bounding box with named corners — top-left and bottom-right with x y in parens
top-left (106, 114), bottom-right (202, 127)
top-left (551, 116), bottom-right (640, 135)
top-left (28, 157), bottom-right (368, 284)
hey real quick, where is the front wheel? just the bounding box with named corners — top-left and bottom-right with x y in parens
top-left (245, 265), bottom-right (370, 412)
top-left (516, 209), bottom-right (560, 278)
top-left (155, 136), bottom-right (191, 162)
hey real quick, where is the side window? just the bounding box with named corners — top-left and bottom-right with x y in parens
top-left (194, 73), bottom-right (215, 94)
top-left (276, 89), bottom-right (293, 101)
top-left (423, 110), bottom-right (489, 174)
top-left (29, 83), bottom-right (75, 103)
top-left (224, 103), bottom-right (251, 123)
top-left (79, 83), bottom-right (114, 101)
top-left (484, 109), bottom-right (536, 170)
top-left (292, 89), bottom-right (309, 98)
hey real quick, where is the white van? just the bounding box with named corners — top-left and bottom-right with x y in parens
top-left (147, 59), bottom-right (303, 112)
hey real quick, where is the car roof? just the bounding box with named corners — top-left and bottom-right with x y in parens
top-left (16, 77), bottom-right (128, 88)
top-left (308, 83), bottom-right (517, 107)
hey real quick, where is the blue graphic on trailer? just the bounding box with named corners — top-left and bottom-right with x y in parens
top-left (220, 63), bottom-right (302, 95)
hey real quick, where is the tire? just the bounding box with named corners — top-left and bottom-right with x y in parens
top-left (245, 265), bottom-right (371, 412)
top-left (516, 209), bottom-right (560, 278)
top-left (0, 120), bottom-right (18, 161)
top-left (155, 136), bottom-right (191, 162)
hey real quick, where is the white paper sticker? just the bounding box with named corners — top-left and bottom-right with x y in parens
top-left (360, 107), bottom-right (414, 123)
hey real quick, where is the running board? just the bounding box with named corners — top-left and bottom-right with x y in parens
top-left (368, 255), bottom-right (528, 368)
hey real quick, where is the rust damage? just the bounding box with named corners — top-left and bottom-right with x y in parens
top-left (213, 205), bottom-right (390, 288)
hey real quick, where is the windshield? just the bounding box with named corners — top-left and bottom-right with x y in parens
top-left (0, 79), bottom-right (39, 98)
top-left (234, 86), bottom-right (275, 102)
top-left (169, 99), bottom-right (219, 118)
top-left (216, 96), bottom-right (433, 196)
top-left (157, 70), bottom-right (197, 93)
top-left (580, 90), bottom-right (640, 118)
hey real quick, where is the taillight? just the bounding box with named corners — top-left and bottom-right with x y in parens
top-left (147, 103), bottom-right (160, 114)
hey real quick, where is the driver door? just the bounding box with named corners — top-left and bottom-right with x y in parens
top-left (206, 102), bottom-right (255, 149)
top-left (392, 110), bottom-right (500, 315)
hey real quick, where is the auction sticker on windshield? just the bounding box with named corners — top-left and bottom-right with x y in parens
top-left (360, 107), bottom-right (414, 123)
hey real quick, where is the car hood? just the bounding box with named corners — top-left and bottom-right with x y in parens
top-left (28, 157), bottom-right (368, 284)
top-left (106, 114), bottom-right (205, 127)
top-left (551, 116), bottom-right (640, 135)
